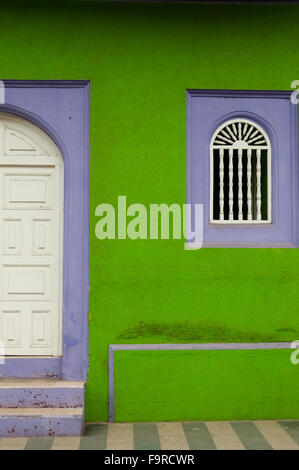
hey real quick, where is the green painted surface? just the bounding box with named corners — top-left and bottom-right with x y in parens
top-left (0, 1), bottom-right (298, 421)
top-left (115, 350), bottom-right (299, 421)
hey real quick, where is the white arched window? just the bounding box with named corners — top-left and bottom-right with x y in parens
top-left (210, 118), bottom-right (271, 223)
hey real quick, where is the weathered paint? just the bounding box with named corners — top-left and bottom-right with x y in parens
top-left (0, 381), bottom-right (85, 436)
top-left (0, 409), bottom-right (84, 437)
top-left (0, 1), bottom-right (297, 423)
top-left (0, 358), bottom-right (61, 379)
top-left (0, 383), bottom-right (84, 408)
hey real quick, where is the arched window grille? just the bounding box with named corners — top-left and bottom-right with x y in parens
top-left (210, 118), bottom-right (271, 223)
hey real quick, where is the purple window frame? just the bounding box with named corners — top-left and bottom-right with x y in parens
top-left (0, 80), bottom-right (90, 380)
top-left (187, 89), bottom-right (299, 248)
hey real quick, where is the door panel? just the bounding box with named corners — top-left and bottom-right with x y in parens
top-left (0, 116), bottom-right (63, 356)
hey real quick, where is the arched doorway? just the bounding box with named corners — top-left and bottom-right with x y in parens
top-left (0, 112), bottom-right (63, 356)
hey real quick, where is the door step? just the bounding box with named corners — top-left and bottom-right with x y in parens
top-left (0, 380), bottom-right (85, 436)
top-left (0, 379), bottom-right (84, 408)
top-left (0, 408), bottom-right (83, 437)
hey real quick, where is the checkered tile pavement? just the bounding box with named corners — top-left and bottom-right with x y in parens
top-left (0, 420), bottom-right (299, 450)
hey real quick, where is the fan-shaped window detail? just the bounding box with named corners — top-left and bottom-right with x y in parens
top-left (210, 119), bottom-right (271, 223)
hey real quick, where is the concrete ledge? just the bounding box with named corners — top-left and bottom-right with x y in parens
top-left (0, 408), bottom-right (83, 415)
top-left (0, 380), bottom-right (84, 388)
top-left (0, 415), bottom-right (84, 437)
top-left (0, 381), bottom-right (85, 408)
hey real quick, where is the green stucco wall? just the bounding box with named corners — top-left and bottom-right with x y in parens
top-left (1, 0), bottom-right (299, 421)
top-left (115, 349), bottom-right (299, 421)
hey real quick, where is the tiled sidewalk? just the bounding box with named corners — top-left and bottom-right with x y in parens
top-left (0, 421), bottom-right (299, 450)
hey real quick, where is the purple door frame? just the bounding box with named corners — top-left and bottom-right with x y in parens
top-left (0, 80), bottom-right (90, 381)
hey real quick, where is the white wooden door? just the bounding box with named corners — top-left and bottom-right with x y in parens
top-left (0, 114), bottom-right (63, 356)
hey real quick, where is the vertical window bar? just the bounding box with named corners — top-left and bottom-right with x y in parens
top-left (256, 148), bottom-right (262, 221)
top-left (238, 148), bottom-right (243, 221)
top-left (247, 148), bottom-right (252, 221)
top-left (228, 148), bottom-right (234, 221)
top-left (219, 147), bottom-right (224, 220)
